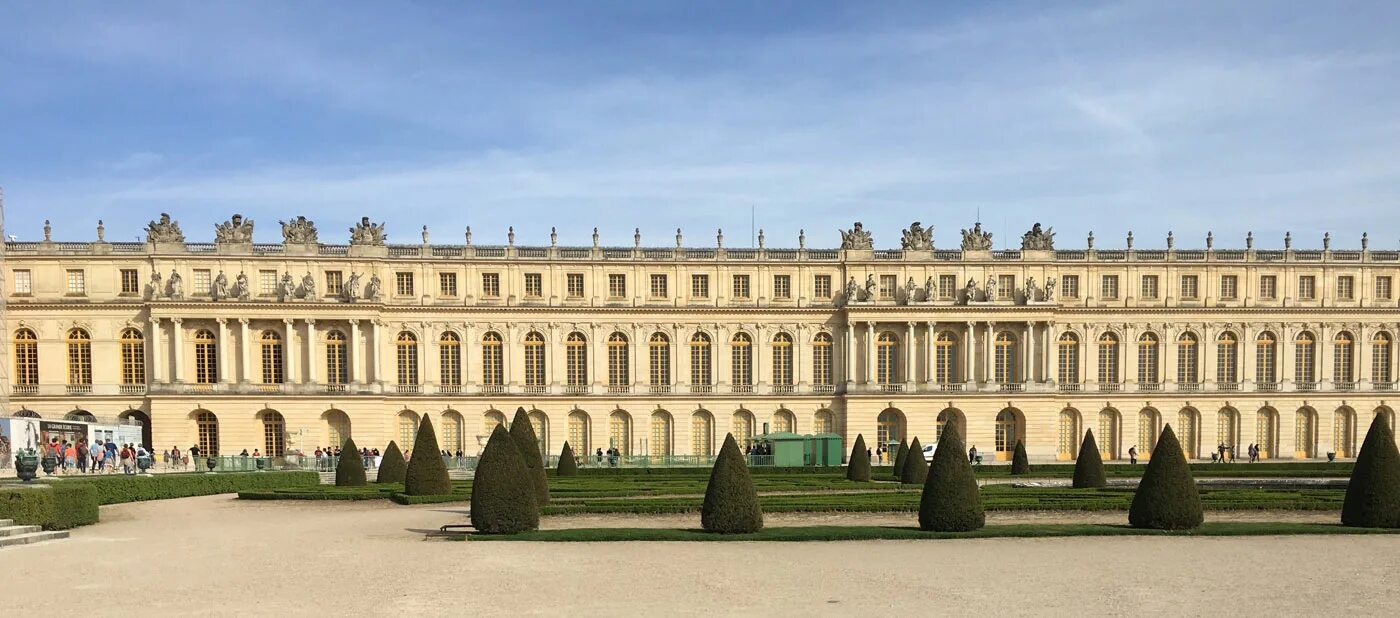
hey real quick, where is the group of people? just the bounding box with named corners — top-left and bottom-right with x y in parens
top-left (595, 447), bottom-right (623, 467)
top-left (45, 437), bottom-right (149, 475)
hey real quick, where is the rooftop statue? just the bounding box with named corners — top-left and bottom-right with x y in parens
top-left (214, 214), bottom-right (255, 244)
top-left (839, 222), bottom-right (874, 250)
top-left (146, 213), bottom-right (185, 244)
top-left (281, 216), bottom-right (319, 244)
top-left (960, 222), bottom-right (993, 251)
top-left (900, 221), bottom-right (933, 250)
top-left (349, 216), bottom-right (387, 246)
top-left (1020, 222), bottom-right (1055, 250)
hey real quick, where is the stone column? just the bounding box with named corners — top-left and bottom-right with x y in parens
top-left (283, 318), bottom-right (298, 385)
top-left (372, 320), bottom-right (386, 386)
top-left (844, 322), bottom-right (856, 387)
top-left (305, 319), bottom-right (318, 384)
top-left (794, 325), bottom-right (805, 387)
top-left (983, 322), bottom-right (994, 383)
top-left (148, 318), bottom-right (164, 383)
top-left (1023, 321), bottom-right (1035, 384)
top-left (905, 322), bottom-right (915, 387)
top-left (239, 318), bottom-right (252, 385)
top-left (217, 318), bottom-right (232, 384)
top-left (1043, 321), bottom-right (1056, 385)
top-left (864, 322), bottom-right (876, 384)
top-left (964, 321), bottom-right (975, 385)
top-left (925, 321), bottom-right (936, 384)
top-left (349, 319), bottom-right (362, 385)
top-left (171, 318), bottom-right (185, 383)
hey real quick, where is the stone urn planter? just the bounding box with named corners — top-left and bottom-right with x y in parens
top-left (206, 456), bottom-right (218, 473)
top-left (137, 455), bottom-right (153, 473)
top-left (40, 453), bottom-right (58, 476)
top-left (15, 449), bottom-right (40, 482)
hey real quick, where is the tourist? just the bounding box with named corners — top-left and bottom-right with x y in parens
top-left (172, 446), bottom-right (183, 470)
top-left (1129, 445), bottom-right (1138, 465)
top-left (1217, 443), bottom-right (1227, 463)
top-left (595, 447), bottom-right (604, 465)
top-left (64, 441), bottom-right (77, 474)
top-left (77, 440), bottom-right (89, 474)
top-left (968, 445), bottom-right (978, 464)
top-left (106, 440), bottom-right (119, 474)
top-left (252, 449), bottom-right (261, 458)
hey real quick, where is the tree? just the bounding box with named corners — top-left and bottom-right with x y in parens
top-left (846, 434), bottom-right (871, 482)
top-left (376, 441), bottom-right (406, 484)
top-left (1341, 413), bottom-right (1400, 528)
top-left (901, 437), bottom-right (929, 485)
top-left (404, 415), bottom-right (452, 496)
top-left (1072, 430), bottom-right (1107, 488)
top-left (1128, 424), bottom-right (1203, 530)
top-left (334, 437), bottom-right (366, 487)
top-left (918, 423), bottom-right (984, 531)
top-left (892, 438), bottom-right (909, 479)
top-left (1011, 440), bottom-right (1031, 475)
top-left (470, 425), bottom-right (539, 534)
top-left (509, 407), bottom-right (550, 505)
top-left (701, 433), bottom-right (763, 533)
top-left (556, 441), bottom-right (579, 477)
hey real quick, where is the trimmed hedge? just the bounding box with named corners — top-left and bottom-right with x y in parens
top-left (1342, 413), bottom-right (1400, 528)
top-left (557, 441), bottom-right (579, 476)
top-left (405, 415), bottom-right (453, 496)
top-left (901, 437), bottom-right (928, 485)
top-left (701, 433), bottom-right (763, 533)
top-left (390, 492), bottom-right (469, 505)
top-left (1011, 441), bottom-right (1030, 475)
top-left (470, 425), bottom-right (541, 533)
top-left (1129, 424), bottom-right (1204, 530)
top-left (52, 471), bottom-right (320, 505)
top-left (919, 423), bottom-right (984, 531)
top-left (0, 484), bottom-right (100, 530)
top-left (510, 407), bottom-right (551, 505)
top-left (1073, 430), bottom-right (1108, 488)
top-left (377, 441), bottom-right (407, 484)
top-left (892, 439), bottom-right (909, 479)
top-left (336, 438), bottom-right (367, 487)
top-left (847, 434), bottom-right (871, 482)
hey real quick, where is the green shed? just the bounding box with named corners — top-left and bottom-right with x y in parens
top-left (750, 432), bottom-right (806, 467)
top-left (804, 433), bottom-right (845, 466)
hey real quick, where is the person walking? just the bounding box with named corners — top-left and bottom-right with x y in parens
top-left (968, 445), bottom-right (978, 464)
top-left (1129, 445), bottom-right (1138, 465)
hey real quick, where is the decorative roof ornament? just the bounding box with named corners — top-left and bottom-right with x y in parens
top-left (1087, 231), bottom-right (1095, 249)
top-left (551, 227), bottom-right (558, 247)
top-left (145, 213), bottom-right (184, 243)
top-left (1362, 232), bottom-right (1369, 250)
top-left (279, 216), bottom-right (318, 244)
top-left (465, 226), bottom-right (472, 246)
top-left (1323, 232), bottom-right (1331, 250)
top-left (959, 222), bottom-right (993, 251)
top-left (1019, 222), bottom-right (1054, 250)
top-left (758, 229), bottom-right (765, 249)
top-left (1284, 231), bottom-right (1292, 250)
top-left (717, 228), bottom-right (724, 248)
top-left (1166, 231), bottom-right (1174, 249)
top-left (592, 227), bottom-right (600, 248)
top-left (634, 227), bottom-right (641, 248)
top-left (44, 219), bottom-right (52, 242)
top-left (96, 220), bottom-right (105, 242)
top-left (1206, 231), bottom-right (1214, 250)
top-left (1126, 231), bottom-right (1134, 249)
top-left (900, 221), bottom-right (933, 250)
top-left (421, 225), bottom-right (429, 244)
top-left (675, 228), bottom-right (682, 248)
top-left (839, 222), bottom-right (874, 250)
top-left (215, 214), bottom-right (256, 244)
top-left (508, 226), bottom-right (516, 247)
top-left (348, 217), bottom-right (386, 246)
top-left (1246, 231), bottom-right (1254, 249)
top-left (799, 229), bottom-right (806, 249)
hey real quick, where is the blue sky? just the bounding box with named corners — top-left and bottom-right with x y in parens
top-left (2, 0), bottom-right (1398, 249)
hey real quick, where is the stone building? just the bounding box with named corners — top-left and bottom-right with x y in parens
top-left (3, 214), bottom-right (1398, 462)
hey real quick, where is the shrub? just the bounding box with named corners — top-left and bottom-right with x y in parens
top-left (901, 437), bottom-right (929, 485)
top-left (1129, 424), bottom-right (1204, 530)
top-left (846, 434), bottom-right (871, 482)
top-left (509, 407), bottom-right (550, 505)
top-left (892, 439), bottom-right (909, 480)
top-left (0, 484), bottom-right (99, 530)
top-left (918, 423), bottom-right (984, 531)
top-left (1011, 440), bottom-right (1030, 475)
top-left (377, 441), bottom-right (407, 484)
top-left (701, 434), bottom-right (764, 533)
top-left (335, 438), bottom-right (367, 487)
top-left (470, 425), bottom-right (540, 534)
top-left (404, 416), bottom-right (452, 496)
top-left (1073, 430), bottom-right (1107, 488)
top-left (557, 442), bottom-right (579, 477)
top-left (1341, 413), bottom-right (1400, 528)
top-left (54, 471), bottom-right (319, 504)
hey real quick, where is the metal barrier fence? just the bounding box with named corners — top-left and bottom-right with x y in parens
top-left (175, 453), bottom-right (816, 474)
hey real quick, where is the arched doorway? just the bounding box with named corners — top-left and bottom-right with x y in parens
top-left (732, 409), bottom-right (756, 450)
top-left (1138, 408), bottom-right (1161, 456)
top-left (877, 408), bottom-right (905, 452)
top-left (1217, 407), bottom-right (1240, 460)
top-left (1058, 408), bottom-right (1081, 460)
top-left (691, 410), bottom-right (715, 456)
top-left (1177, 408), bottom-right (1200, 459)
top-left (1256, 407), bottom-right (1279, 459)
top-left (1295, 407), bottom-right (1318, 459)
top-left (568, 409), bottom-right (591, 456)
top-left (119, 409), bottom-right (153, 448)
top-left (650, 410), bottom-right (673, 457)
top-left (1334, 407), bottom-right (1357, 458)
top-left (1098, 408), bottom-right (1121, 460)
top-left (258, 410), bottom-right (286, 457)
top-left (772, 409), bottom-right (796, 434)
top-left (191, 410), bottom-right (219, 456)
top-left (936, 408), bottom-right (966, 443)
top-left (322, 409), bottom-right (352, 449)
top-left (609, 409), bottom-right (632, 455)
top-left (441, 410), bottom-right (465, 456)
top-left (994, 408), bottom-right (1024, 460)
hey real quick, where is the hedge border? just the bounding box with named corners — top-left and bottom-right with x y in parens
top-left (0, 484), bottom-right (100, 530)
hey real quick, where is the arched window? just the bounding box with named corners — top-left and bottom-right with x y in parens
top-left (398, 412), bottom-right (419, 452)
top-left (1138, 408), bottom-right (1161, 455)
top-left (66, 328), bottom-right (92, 386)
top-left (13, 328), bottom-right (38, 386)
top-left (731, 333), bottom-right (753, 388)
top-left (1098, 409), bottom-right (1121, 460)
top-left (439, 332), bottom-right (462, 387)
top-left (67, 410), bottom-right (95, 422)
top-left (1295, 408), bottom-right (1317, 458)
top-left (529, 410), bottom-right (549, 456)
top-left (120, 328), bottom-right (146, 385)
top-left (567, 410), bottom-right (590, 455)
top-left (771, 333), bottom-right (794, 387)
top-left (196, 411), bottom-right (219, 456)
top-left (1176, 332), bottom-right (1199, 385)
top-left (1178, 408), bottom-right (1200, 459)
top-left (1334, 407), bottom-right (1357, 458)
top-left (442, 411), bottom-right (464, 455)
top-left (812, 333), bottom-right (833, 387)
top-left (1255, 332), bottom-right (1278, 385)
top-left (813, 409), bottom-right (835, 434)
top-left (325, 331), bottom-right (348, 385)
top-left (1333, 332), bottom-right (1354, 385)
top-left (565, 332), bottom-right (588, 387)
top-left (481, 332), bottom-right (504, 386)
top-left (1216, 332), bottom-right (1239, 384)
top-left (1098, 332), bottom-right (1120, 385)
top-left (1372, 332), bottom-right (1393, 385)
top-left (395, 332), bottom-right (418, 386)
top-left (773, 409), bottom-right (795, 433)
top-left (1217, 408), bottom-right (1240, 457)
top-left (1256, 408), bottom-right (1278, 459)
top-left (649, 333), bottom-right (671, 386)
top-left (995, 409), bottom-right (1019, 454)
top-left (324, 409), bottom-right (351, 448)
top-left (14, 409), bottom-right (40, 418)
top-left (994, 332), bottom-right (1017, 384)
top-left (261, 330), bottom-right (285, 384)
top-left (1058, 409), bottom-right (1080, 460)
top-left (691, 410), bottom-right (714, 456)
top-left (732, 409), bottom-right (755, 450)
top-left (523, 332), bottom-right (546, 387)
top-left (483, 409), bottom-right (506, 435)
top-left (1054, 332), bottom-right (1079, 385)
top-left (1137, 333), bottom-right (1160, 385)
top-left (609, 410), bottom-right (631, 455)
top-left (876, 332), bottom-right (900, 385)
top-left (650, 410), bottom-right (673, 457)
top-left (1294, 332), bottom-right (1316, 385)
top-left (194, 330), bottom-right (218, 384)
top-left (876, 409), bottom-right (902, 449)
top-left (934, 331), bottom-right (959, 384)
top-left (607, 332), bottom-right (630, 388)
top-left (261, 410), bottom-right (286, 457)
top-left (936, 408), bottom-right (964, 442)
top-left (690, 333), bottom-right (712, 387)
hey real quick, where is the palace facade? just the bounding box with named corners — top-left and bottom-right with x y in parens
top-left (3, 214), bottom-right (1398, 463)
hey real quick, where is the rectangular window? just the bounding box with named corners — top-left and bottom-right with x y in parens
top-left (194, 269), bottom-right (211, 295)
top-left (997, 275), bottom-right (1015, 300)
top-left (1299, 275), bottom-right (1316, 300)
top-left (1180, 275), bottom-right (1198, 300)
top-left (325, 271), bottom-right (343, 296)
top-left (481, 273), bottom-right (500, 298)
top-left (732, 274), bottom-right (751, 299)
top-left (813, 275), bottom-right (831, 299)
top-left (1378, 276), bottom-right (1394, 301)
top-left (1260, 275), bottom-right (1278, 300)
top-left (524, 273), bottom-right (542, 298)
top-left (67, 269), bottom-right (86, 294)
top-left (879, 275), bottom-right (897, 299)
top-left (1062, 275), bottom-right (1079, 299)
top-left (13, 269), bottom-right (32, 294)
top-left (259, 270), bottom-right (277, 296)
top-left (608, 273), bottom-right (627, 298)
top-left (1220, 275), bottom-right (1238, 300)
top-left (1101, 275), bottom-right (1119, 300)
top-left (120, 269), bottom-right (139, 295)
top-left (395, 272), bottom-right (414, 296)
top-left (692, 274), bottom-right (710, 298)
top-left (439, 272), bottom-right (458, 297)
top-left (1337, 275), bottom-right (1354, 301)
top-left (773, 275), bottom-right (791, 299)
top-left (1140, 275), bottom-right (1159, 300)
top-left (566, 273), bottom-right (584, 298)
top-left (649, 273), bottom-right (668, 298)
top-left (939, 274), bottom-right (957, 300)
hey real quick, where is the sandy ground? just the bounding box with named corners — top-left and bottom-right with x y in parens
top-left (2, 496), bottom-right (1397, 616)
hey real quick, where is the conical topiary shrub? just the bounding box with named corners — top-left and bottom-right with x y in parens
top-left (376, 441), bottom-right (406, 484)
top-left (1128, 424), bottom-right (1203, 530)
top-left (892, 438), bottom-right (909, 479)
top-left (557, 441), bottom-right (579, 476)
top-left (919, 423), bottom-right (984, 531)
top-left (901, 437), bottom-right (929, 485)
top-left (334, 437), bottom-right (366, 487)
top-left (470, 425), bottom-right (539, 534)
top-left (1011, 440), bottom-right (1031, 475)
top-left (404, 415), bottom-right (452, 496)
top-left (847, 434), bottom-right (871, 482)
top-left (509, 407), bottom-right (550, 505)
top-left (701, 433), bottom-right (763, 534)
top-left (1341, 413), bottom-right (1400, 528)
top-left (1073, 430), bottom-right (1107, 488)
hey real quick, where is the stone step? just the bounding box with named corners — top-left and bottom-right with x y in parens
top-left (0, 525), bottom-right (43, 537)
top-left (0, 519), bottom-right (12, 527)
top-left (0, 530), bottom-right (69, 549)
